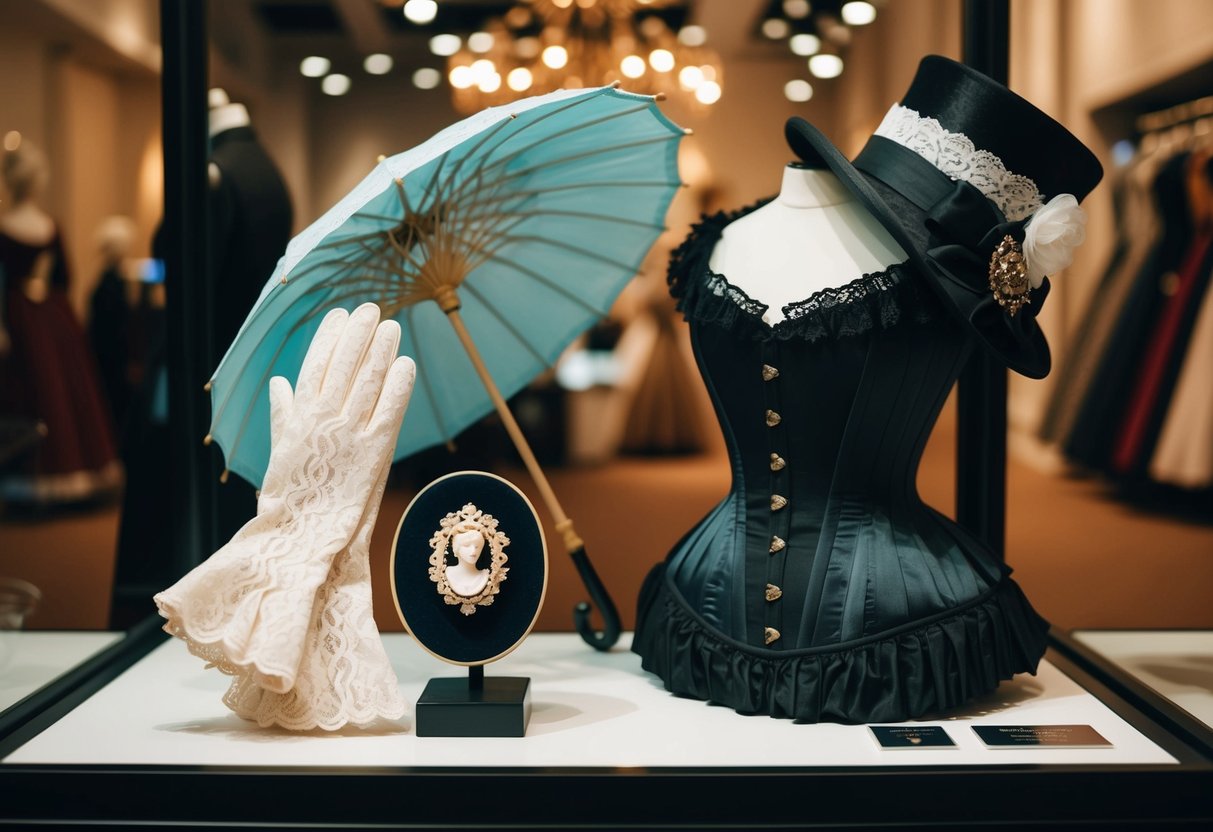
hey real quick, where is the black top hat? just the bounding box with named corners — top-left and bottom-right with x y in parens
top-left (786, 55), bottom-right (1103, 378)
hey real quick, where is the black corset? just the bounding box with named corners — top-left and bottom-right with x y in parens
top-left (633, 204), bottom-right (1050, 723)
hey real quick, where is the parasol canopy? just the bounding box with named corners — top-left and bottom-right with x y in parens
top-left (208, 85), bottom-right (685, 487)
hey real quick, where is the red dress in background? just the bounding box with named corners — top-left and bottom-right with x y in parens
top-left (0, 228), bottom-right (119, 502)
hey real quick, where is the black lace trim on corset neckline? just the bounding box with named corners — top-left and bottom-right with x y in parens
top-left (667, 202), bottom-right (936, 342)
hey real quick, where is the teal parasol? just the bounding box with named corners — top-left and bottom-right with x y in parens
top-left (205, 85), bottom-right (687, 650)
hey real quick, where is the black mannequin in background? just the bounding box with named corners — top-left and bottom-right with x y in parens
top-left (206, 89), bottom-right (293, 541)
top-left (111, 92), bottom-right (293, 626)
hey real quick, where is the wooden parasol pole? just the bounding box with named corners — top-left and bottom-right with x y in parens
top-left (434, 287), bottom-right (621, 650)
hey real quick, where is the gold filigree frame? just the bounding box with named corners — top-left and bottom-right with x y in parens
top-left (428, 502), bottom-right (510, 615)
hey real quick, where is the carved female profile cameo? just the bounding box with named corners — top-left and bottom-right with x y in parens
top-left (428, 502), bottom-right (509, 615)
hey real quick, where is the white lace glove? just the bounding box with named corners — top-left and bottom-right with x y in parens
top-left (155, 303), bottom-right (415, 708)
top-left (222, 311), bottom-right (412, 729)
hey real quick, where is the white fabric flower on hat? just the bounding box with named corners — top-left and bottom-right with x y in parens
top-left (1023, 193), bottom-right (1087, 288)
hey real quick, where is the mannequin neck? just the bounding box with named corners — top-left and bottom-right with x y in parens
top-left (209, 102), bottom-right (250, 138)
top-left (776, 165), bottom-right (853, 208)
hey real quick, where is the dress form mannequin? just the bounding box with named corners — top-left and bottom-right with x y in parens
top-left (0, 141), bottom-right (119, 503)
top-left (708, 164), bottom-right (907, 324)
top-left (114, 88), bottom-right (292, 621)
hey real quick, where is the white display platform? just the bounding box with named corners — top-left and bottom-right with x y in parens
top-left (3, 632), bottom-right (1176, 768)
top-left (0, 631), bottom-right (122, 713)
top-left (1074, 629), bottom-right (1213, 730)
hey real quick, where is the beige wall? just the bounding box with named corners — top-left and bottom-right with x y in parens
top-left (0, 2), bottom-right (161, 322)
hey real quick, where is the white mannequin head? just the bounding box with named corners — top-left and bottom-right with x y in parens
top-left (2, 141), bottom-right (49, 206)
top-left (208, 87), bottom-right (251, 138)
top-left (96, 216), bottom-right (136, 264)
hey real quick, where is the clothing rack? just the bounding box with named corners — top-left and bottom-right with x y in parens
top-left (1136, 95), bottom-right (1213, 135)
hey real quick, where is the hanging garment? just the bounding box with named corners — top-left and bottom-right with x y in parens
top-left (632, 206), bottom-right (1049, 723)
top-left (0, 229), bottom-right (119, 502)
top-left (1110, 229), bottom-right (1213, 475)
top-left (1039, 157), bottom-right (1161, 444)
top-left (1150, 256), bottom-right (1213, 488)
top-left (1064, 153), bottom-right (1193, 471)
top-left (208, 125), bottom-right (294, 542)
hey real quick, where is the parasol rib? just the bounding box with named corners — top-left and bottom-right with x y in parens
top-left (406, 304), bottom-right (453, 445)
top-left (472, 250), bottom-right (611, 317)
top-left (460, 282), bottom-right (552, 369)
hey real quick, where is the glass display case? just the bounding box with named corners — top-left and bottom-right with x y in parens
top-left (2, 1), bottom-right (1212, 827)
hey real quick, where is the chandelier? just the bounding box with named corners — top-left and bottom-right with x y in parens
top-left (442, 0), bottom-right (723, 115)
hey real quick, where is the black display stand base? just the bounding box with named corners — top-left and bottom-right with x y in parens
top-left (415, 667), bottom-right (531, 737)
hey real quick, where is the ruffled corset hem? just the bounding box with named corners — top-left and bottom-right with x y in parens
top-left (632, 563), bottom-right (1050, 724)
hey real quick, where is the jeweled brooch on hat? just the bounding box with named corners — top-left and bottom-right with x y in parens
top-left (989, 234), bottom-right (1031, 316)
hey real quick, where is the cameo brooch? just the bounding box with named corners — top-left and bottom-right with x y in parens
top-left (428, 502), bottom-right (510, 615)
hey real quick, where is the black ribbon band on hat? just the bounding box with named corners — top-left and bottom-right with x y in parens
top-left (852, 132), bottom-right (1051, 378)
top-left (852, 136), bottom-right (958, 214)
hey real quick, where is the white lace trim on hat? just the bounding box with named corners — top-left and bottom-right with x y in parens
top-left (873, 103), bottom-right (1044, 222)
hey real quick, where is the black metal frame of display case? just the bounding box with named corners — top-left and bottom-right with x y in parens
top-left (0, 639), bottom-right (1210, 830)
top-left (1051, 629), bottom-right (1213, 760)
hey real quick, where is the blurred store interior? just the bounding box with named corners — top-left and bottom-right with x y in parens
top-left (1, 0), bottom-right (1211, 659)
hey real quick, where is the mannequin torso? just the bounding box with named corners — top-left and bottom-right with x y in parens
top-left (708, 165), bottom-right (907, 324)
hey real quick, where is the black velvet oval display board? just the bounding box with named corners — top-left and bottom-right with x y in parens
top-left (392, 471), bottom-right (547, 665)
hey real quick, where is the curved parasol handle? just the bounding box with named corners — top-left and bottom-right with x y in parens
top-left (569, 543), bottom-right (622, 651)
top-left (441, 298), bottom-right (622, 651)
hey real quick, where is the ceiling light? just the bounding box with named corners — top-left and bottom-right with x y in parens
top-left (478, 73), bottom-right (502, 93)
top-left (678, 65), bottom-right (704, 89)
top-left (808, 53), bottom-right (843, 78)
top-left (412, 67), bottom-right (441, 89)
top-left (678, 25), bottom-right (707, 47)
top-left (449, 65), bottom-right (473, 89)
top-left (507, 67), bottom-right (533, 91)
top-left (621, 55), bottom-right (645, 78)
top-left (789, 34), bottom-right (821, 56)
top-left (514, 36), bottom-right (540, 59)
top-left (467, 31), bottom-right (494, 53)
top-left (403, 0), bottom-right (438, 25)
top-left (321, 73), bottom-right (351, 95)
top-left (761, 18), bottom-right (790, 39)
top-left (440, 1), bottom-right (723, 114)
top-left (470, 59), bottom-right (496, 82)
top-left (363, 53), bottom-right (393, 75)
top-left (542, 45), bottom-right (568, 69)
top-left (3, 130), bottom-right (21, 152)
top-left (783, 0), bottom-right (811, 18)
top-left (429, 34), bottom-right (461, 57)
top-left (299, 56), bottom-right (330, 77)
top-left (784, 79), bottom-right (813, 102)
top-left (648, 49), bottom-right (674, 72)
top-left (840, 1), bottom-right (877, 25)
top-left (695, 80), bottom-right (721, 104)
